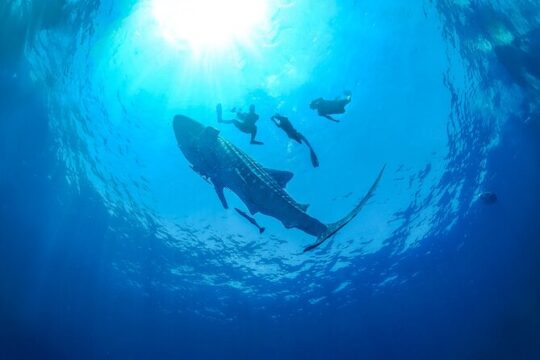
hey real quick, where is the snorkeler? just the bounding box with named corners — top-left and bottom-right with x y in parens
top-left (271, 113), bottom-right (319, 168)
top-left (309, 90), bottom-right (352, 122)
top-left (216, 103), bottom-right (264, 145)
top-left (235, 208), bottom-right (265, 234)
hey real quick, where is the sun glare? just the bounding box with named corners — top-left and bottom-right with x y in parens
top-left (152, 0), bottom-right (270, 53)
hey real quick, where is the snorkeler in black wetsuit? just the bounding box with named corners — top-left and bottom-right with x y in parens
top-left (309, 90), bottom-right (352, 122)
top-left (216, 103), bottom-right (264, 145)
top-left (271, 114), bottom-right (319, 168)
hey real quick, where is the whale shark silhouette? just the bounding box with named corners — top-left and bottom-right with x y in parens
top-left (173, 115), bottom-right (384, 252)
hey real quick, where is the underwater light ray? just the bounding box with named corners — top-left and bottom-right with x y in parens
top-left (151, 0), bottom-right (271, 53)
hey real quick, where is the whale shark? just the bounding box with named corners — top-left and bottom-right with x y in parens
top-left (173, 115), bottom-right (384, 252)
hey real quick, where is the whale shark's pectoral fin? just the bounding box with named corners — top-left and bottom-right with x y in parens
top-left (265, 168), bottom-right (294, 188)
top-left (213, 183), bottom-right (228, 209)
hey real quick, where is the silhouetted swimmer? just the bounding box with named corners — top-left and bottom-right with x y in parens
top-left (271, 114), bottom-right (319, 168)
top-left (309, 90), bottom-right (352, 122)
top-left (216, 103), bottom-right (263, 145)
top-left (478, 192), bottom-right (498, 204)
top-left (235, 208), bottom-right (265, 234)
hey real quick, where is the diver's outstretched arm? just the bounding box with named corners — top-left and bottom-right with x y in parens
top-left (322, 114), bottom-right (340, 122)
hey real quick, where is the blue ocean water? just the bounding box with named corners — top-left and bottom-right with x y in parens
top-left (1, 0), bottom-right (539, 359)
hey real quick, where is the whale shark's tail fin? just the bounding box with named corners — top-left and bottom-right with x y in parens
top-left (303, 165), bottom-right (386, 252)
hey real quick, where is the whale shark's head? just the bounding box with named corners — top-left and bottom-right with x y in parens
top-left (173, 115), bottom-right (206, 160)
top-left (173, 115), bottom-right (206, 145)
top-left (174, 114), bottom-right (205, 139)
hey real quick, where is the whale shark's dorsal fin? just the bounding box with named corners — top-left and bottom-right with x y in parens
top-left (299, 203), bottom-right (309, 212)
top-left (265, 168), bottom-right (294, 188)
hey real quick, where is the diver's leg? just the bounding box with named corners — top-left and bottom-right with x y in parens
top-left (299, 134), bottom-right (320, 168)
top-left (216, 104), bottom-right (223, 123)
top-left (220, 119), bottom-right (239, 125)
top-left (231, 120), bottom-right (245, 128)
top-left (250, 127), bottom-right (264, 145)
top-left (217, 104), bottom-right (238, 124)
top-left (298, 133), bottom-right (308, 146)
top-left (292, 136), bottom-right (303, 144)
top-left (291, 131), bottom-right (303, 144)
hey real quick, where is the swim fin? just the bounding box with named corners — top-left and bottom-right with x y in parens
top-left (309, 147), bottom-right (319, 168)
top-left (300, 135), bottom-right (320, 168)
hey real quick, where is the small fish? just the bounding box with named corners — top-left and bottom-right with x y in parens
top-left (477, 191), bottom-right (498, 204)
